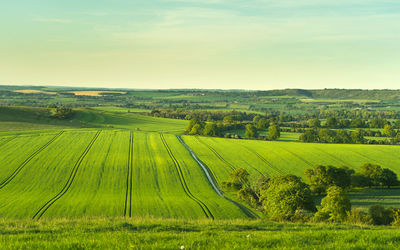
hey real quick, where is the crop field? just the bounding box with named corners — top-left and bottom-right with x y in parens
top-left (0, 130), bottom-right (249, 219)
top-left (182, 136), bottom-right (400, 184)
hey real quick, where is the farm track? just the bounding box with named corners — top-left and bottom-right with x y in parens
top-left (0, 136), bottom-right (17, 148)
top-left (178, 136), bottom-right (259, 219)
top-left (124, 131), bottom-right (134, 217)
top-left (241, 145), bottom-right (284, 176)
top-left (195, 137), bottom-right (235, 171)
top-left (160, 134), bottom-right (214, 220)
top-left (0, 132), bottom-right (64, 190)
top-left (32, 131), bottom-right (101, 220)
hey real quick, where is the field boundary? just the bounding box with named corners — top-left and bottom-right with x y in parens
top-left (32, 131), bottom-right (101, 220)
top-left (178, 136), bottom-right (259, 219)
top-left (0, 131), bottom-right (64, 190)
top-left (124, 131), bottom-right (134, 217)
top-left (160, 134), bottom-right (214, 220)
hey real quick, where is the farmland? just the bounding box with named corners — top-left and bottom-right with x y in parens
top-left (2, 127), bottom-right (400, 220)
top-left (0, 130), bottom-right (250, 219)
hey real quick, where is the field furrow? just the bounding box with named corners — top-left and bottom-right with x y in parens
top-left (160, 134), bottom-right (214, 219)
top-left (0, 132), bottom-right (64, 189)
top-left (124, 131), bottom-right (134, 217)
top-left (32, 131), bottom-right (101, 219)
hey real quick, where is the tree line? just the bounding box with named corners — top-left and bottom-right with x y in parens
top-left (222, 163), bottom-right (400, 225)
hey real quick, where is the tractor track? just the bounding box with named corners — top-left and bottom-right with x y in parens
top-left (0, 132), bottom-right (64, 190)
top-left (160, 134), bottom-right (214, 220)
top-left (178, 136), bottom-right (259, 219)
top-left (195, 137), bottom-right (235, 171)
top-left (0, 136), bottom-right (17, 148)
top-left (32, 131), bottom-right (101, 220)
top-left (124, 131), bottom-right (134, 217)
top-left (241, 145), bottom-right (284, 176)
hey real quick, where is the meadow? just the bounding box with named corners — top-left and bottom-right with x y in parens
top-left (2, 218), bottom-right (400, 249)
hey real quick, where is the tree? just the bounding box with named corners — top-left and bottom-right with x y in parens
top-left (260, 175), bottom-right (315, 221)
top-left (380, 168), bottom-right (398, 188)
top-left (384, 124), bottom-right (396, 137)
top-left (299, 129), bottom-right (318, 142)
top-left (245, 124), bottom-right (258, 138)
top-left (318, 129), bottom-right (335, 143)
top-left (229, 168), bottom-right (250, 188)
top-left (304, 165), bottom-right (354, 194)
top-left (314, 186), bottom-right (351, 222)
top-left (203, 122), bottom-right (218, 136)
top-left (186, 118), bottom-right (201, 133)
top-left (268, 124), bottom-right (280, 140)
top-left (369, 205), bottom-right (393, 225)
top-left (359, 163), bottom-right (384, 187)
top-left (308, 118), bottom-right (321, 128)
top-left (256, 118), bottom-right (268, 129)
top-left (51, 106), bottom-right (74, 119)
top-left (189, 123), bottom-right (203, 135)
top-left (350, 129), bottom-right (365, 144)
top-left (326, 117), bottom-right (337, 128)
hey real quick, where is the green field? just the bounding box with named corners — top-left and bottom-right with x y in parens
top-left (2, 218), bottom-right (400, 249)
top-left (2, 127), bottom-right (400, 220)
top-left (0, 130), bottom-right (251, 219)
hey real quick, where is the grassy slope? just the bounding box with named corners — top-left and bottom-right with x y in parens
top-left (1, 218), bottom-right (400, 249)
top-left (0, 130), bottom-right (247, 219)
top-left (184, 136), bottom-right (400, 179)
top-left (0, 106), bottom-right (188, 134)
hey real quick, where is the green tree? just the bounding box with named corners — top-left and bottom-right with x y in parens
top-left (314, 186), bottom-right (351, 222)
top-left (186, 118), bottom-right (201, 132)
top-left (308, 118), bottom-right (321, 128)
top-left (245, 124), bottom-right (259, 138)
top-left (256, 118), bottom-right (268, 129)
top-left (189, 123), bottom-right (203, 135)
top-left (260, 175), bottom-right (315, 221)
top-left (318, 129), bottom-right (335, 143)
top-left (383, 124), bottom-right (396, 137)
top-left (350, 128), bottom-right (365, 144)
top-left (381, 168), bottom-right (398, 188)
top-left (304, 165), bottom-right (354, 194)
top-left (359, 163), bottom-right (383, 187)
top-left (369, 205), bottom-right (393, 225)
top-left (268, 124), bottom-right (280, 140)
top-left (203, 122), bottom-right (218, 136)
top-left (326, 117), bottom-right (337, 128)
top-left (229, 168), bottom-right (250, 188)
top-left (299, 129), bottom-right (318, 142)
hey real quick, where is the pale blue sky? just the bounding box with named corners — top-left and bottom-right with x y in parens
top-left (0, 0), bottom-right (399, 90)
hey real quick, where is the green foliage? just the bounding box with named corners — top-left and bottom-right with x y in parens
top-left (203, 123), bottom-right (218, 136)
top-left (245, 124), bottom-right (258, 139)
top-left (314, 186), bottom-right (351, 222)
top-left (268, 124), bottom-right (280, 140)
top-left (237, 187), bottom-right (259, 207)
top-left (260, 175), bottom-right (315, 221)
top-left (346, 209), bottom-right (373, 225)
top-left (308, 118), bottom-right (321, 128)
top-left (368, 205), bottom-right (393, 225)
top-left (51, 106), bottom-right (74, 120)
top-left (304, 165), bottom-right (354, 194)
top-left (359, 163), bottom-right (399, 188)
top-left (384, 124), bottom-right (396, 137)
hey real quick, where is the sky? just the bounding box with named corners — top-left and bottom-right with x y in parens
top-left (0, 0), bottom-right (399, 90)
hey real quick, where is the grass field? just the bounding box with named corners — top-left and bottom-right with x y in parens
top-left (2, 218), bottom-right (400, 249)
top-left (182, 136), bottom-right (400, 184)
top-left (0, 130), bottom-right (248, 219)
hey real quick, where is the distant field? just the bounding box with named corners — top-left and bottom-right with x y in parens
top-left (12, 89), bottom-right (56, 95)
top-left (68, 91), bottom-right (127, 96)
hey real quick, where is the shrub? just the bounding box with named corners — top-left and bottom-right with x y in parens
top-left (346, 209), bottom-right (373, 225)
top-left (368, 205), bottom-right (393, 225)
top-left (314, 186), bottom-right (351, 222)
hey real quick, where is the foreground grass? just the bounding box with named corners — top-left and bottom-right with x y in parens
top-left (1, 218), bottom-right (400, 249)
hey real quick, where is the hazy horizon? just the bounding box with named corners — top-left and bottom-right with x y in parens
top-left (1, 1), bottom-right (399, 90)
